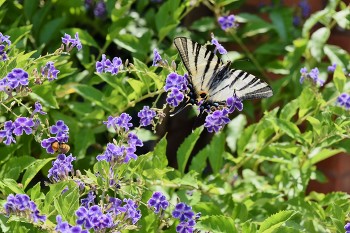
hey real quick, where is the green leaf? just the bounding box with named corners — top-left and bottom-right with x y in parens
top-left (1, 179), bottom-right (24, 195)
top-left (196, 215), bottom-right (237, 233)
top-left (274, 119), bottom-right (301, 140)
top-left (309, 148), bottom-right (344, 165)
top-left (226, 114), bottom-right (247, 152)
top-left (73, 127), bottom-right (95, 159)
top-left (127, 79), bottom-right (145, 98)
top-left (152, 135), bottom-right (168, 168)
top-left (72, 84), bottom-right (113, 112)
top-left (306, 116), bottom-right (321, 135)
top-left (22, 158), bottom-right (55, 189)
top-left (190, 17), bottom-right (216, 32)
top-left (237, 124), bottom-right (257, 156)
top-left (39, 17), bottom-right (65, 45)
top-left (208, 133), bottom-right (225, 174)
top-left (177, 126), bottom-right (203, 174)
top-left (189, 147), bottom-right (209, 173)
top-left (30, 85), bottom-right (59, 109)
top-left (333, 7), bottom-right (350, 29)
top-left (308, 27), bottom-right (330, 61)
top-left (280, 99), bottom-right (299, 121)
top-left (333, 65), bottom-right (347, 93)
top-left (239, 13), bottom-right (273, 37)
top-left (258, 210), bottom-right (296, 233)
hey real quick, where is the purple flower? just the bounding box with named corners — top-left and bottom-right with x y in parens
top-left (96, 54), bottom-right (107, 73)
top-left (138, 106), bottom-right (156, 126)
top-left (94, 1), bottom-right (107, 18)
top-left (128, 132), bottom-right (143, 148)
top-left (81, 191), bottom-right (96, 208)
top-left (226, 95), bottom-right (243, 113)
top-left (218, 14), bottom-right (236, 30)
top-left (298, 0), bottom-right (311, 18)
top-left (327, 63), bottom-right (337, 72)
top-left (299, 67), bottom-right (308, 83)
top-left (62, 32), bottom-right (82, 52)
top-left (152, 48), bottom-right (162, 66)
top-left (50, 120), bottom-right (69, 137)
top-left (211, 35), bottom-right (227, 55)
top-left (105, 57), bottom-right (122, 75)
top-left (166, 88), bottom-right (184, 107)
top-left (48, 154), bottom-right (76, 182)
top-left (164, 73), bottom-right (188, 92)
top-left (300, 67), bottom-right (324, 86)
top-left (0, 32), bottom-right (11, 46)
top-left (103, 115), bottom-right (116, 128)
top-left (123, 199), bottom-right (142, 224)
top-left (0, 33), bottom-right (11, 61)
top-left (6, 68), bottom-right (29, 89)
top-left (76, 206), bottom-right (93, 229)
top-left (55, 215), bottom-right (71, 232)
top-left (76, 205), bottom-right (113, 231)
top-left (4, 194), bottom-right (46, 223)
top-left (33, 101), bottom-right (46, 115)
top-left (41, 137), bottom-right (58, 154)
top-left (115, 113), bottom-right (133, 131)
top-left (41, 61), bottom-right (59, 81)
top-left (108, 197), bottom-right (127, 215)
top-left (0, 121), bottom-right (16, 145)
top-left (336, 93), bottom-right (350, 110)
top-left (147, 192), bottom-right (169, 214)
top-left (176, 219), bottom-right (196, 233)
top-left (204, 109), bottom-right (230, 133)
top-left (13, 117), bottom-right (35, 136)
top-left (345, 222), bottom-right (350, 233)
top-left (172, 202), bottom-right (195, 222)
top-left (124, 146), bottom-right (138, 163)
top-left (97, 143), bottom-right (123, 162)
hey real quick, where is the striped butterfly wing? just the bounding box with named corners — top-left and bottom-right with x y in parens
top-left (173, 37), bottom-right (222, 94)
top-left (209, 68), bottom-right (273, 102)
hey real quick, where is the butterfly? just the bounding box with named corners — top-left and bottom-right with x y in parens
top-left (173, 37), bottom-right (273, 112)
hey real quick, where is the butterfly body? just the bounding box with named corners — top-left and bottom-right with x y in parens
top-left (173, 37), bottom-right (273, 112)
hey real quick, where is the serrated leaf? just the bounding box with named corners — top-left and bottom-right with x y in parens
top-left (196, 215), bottom-right (237, 233)
top-left (258, 210), bottom-right (296, 233)
top-left (22, 158), bottom-right (55, 189)
top-left (177, 126), bottom-right (203, 174)
top-left (189, 147), bottom-right (209, 173)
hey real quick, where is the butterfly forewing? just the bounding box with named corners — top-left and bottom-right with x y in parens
top-left (173, 37), bottom-right (222, 93)
top-left (173, 37), bottom-right (273, 104)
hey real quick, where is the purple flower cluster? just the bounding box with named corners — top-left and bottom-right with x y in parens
top-left (61, 32), bottom-right (82, 52)
top-left (147, 191), bottom-right (169, 214)
top-left (76, 205), bottom-right (113, 230)
top-left (93, 1), bottom-right (107, 18)
top-left (4, 193), bottom-right (46, 223)
top-left (103, 113), bottom-right (133, 131)
top-left (0, 32), bottom-right (11, 61)
top-left (336, 93), bottom-right (350, 110)
top-left (0, 68), bottom-right (29, 93)
top-left (299, 67), bottom-right (324, 86)
top-left (327, 63), bottom-right (337, 72)
top-left (298, 0), bottom-right (311, 18)
top-left (0, 117), bottom-right (35, 145)
top-left (138, 106), bottom-right (156, 126)
top-left (48, 154), bottom-right (76, 182)
top-left (218, 14), bottom-right (237, 31)
top-left (33, 101), bottom-right (47, 116)
top-left (152, 48), bottom-right (163, 66)
top-left (164, 72), bottom-right (188, 107)
top-left (211, 35), bottom-right (227, 55)
top-left (172, 202), bottom-right (198, 233)
top-left (96, 132), bottom-right (143, 163)
top-left (204, 109), bottom-right (230, 133)
top-left (96, 54), bottom-right (123, 75)
top-left (41, 120), bottom-right (70, 154)
top-left (41, 61), bottom-right (59, 81)
top-left (345, 222), bottom-right (350, 233)
top-left (56, 215), bottom-right (88, 233)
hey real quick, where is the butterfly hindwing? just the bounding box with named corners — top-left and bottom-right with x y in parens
top-left (173, 37), bottom-right (222, 93)
top-left (174, 37), bottom-right (273, 104)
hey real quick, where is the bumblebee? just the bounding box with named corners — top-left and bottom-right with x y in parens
top-left (51, 141), bottom-right (70, 154)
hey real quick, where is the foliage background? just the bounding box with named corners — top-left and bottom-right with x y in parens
top-left (0, 0), bottom-right (350, 232)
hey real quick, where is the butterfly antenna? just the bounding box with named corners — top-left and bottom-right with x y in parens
top-left (170, 103), bottom-right (191, 117)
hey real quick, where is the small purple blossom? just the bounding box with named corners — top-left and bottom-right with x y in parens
top-left (0, 32), bottom-right (11, 61)
top-left (204, 109), bottom-right (230, 133)
top-left (164, 73), bottom-right (188, 92)
top-left (166, 88), bottom-right (184, 107)
top-left (138, 106), bottom-right (156, 126)
top-left (108, 197), bottom-right (127, 215)
top-left (6, 68), bottom-right (29, 89)
top-left (147, 191), bottom-right (169, 214)
top-left (96, 54), bottom-right (122, 75)
top-left (176, 219), bottom-right (196, 233)
top-left (152, 48), bottom-right (162, 66)
top-left (211, 35), bottom-right (227, 55)
top-left (345, 222), bottom-right (350, 233)
top-left (298, 0), bottom-right (311, 18)
top-left (115, 113), bottom-right (133, 131)
top-left (81, 191), bottom-right (96, 208)
top-left (300, 67), bottom-right (324, 86)
top-left (336, 93), bottom-right (350, 110)
top-left (33, 101), bottom-right (46, 115)
top-left (47, 154), bottom-right (76, 182)
top-left (94, 1), bottom-right (107, 18)
top-left (127, 132), bottom-right (143, 148)
top-left (50, 120), bottom-right (69, 137)
top-left (96, 54), bottom-right (107, 73)
top-left (61, 32), bottom-right (82, 52)
top-left (327, 63), bottom-right (337, 72)
top-left (41, 137), bottom-right (58, 154)
top-left (13, 117), bottom-right (35, 136)
top-left (0, 121), bottom-right (16, 145)
top-left (218, 14), bottom-right (237, 31)
top-left (96, 143), bottom-right (124, 162)
top-left (226, 95), bottom-right (243, 113)
top-left (41, 61), bottom-right (60, 81)
top-left (0, 32), bottom-right (11, 46)
top-left (299, 67), bottom-right (308, 84)
top-left (76, 205), bottom-right (113, 230)
top-left (123, 198), bottom-right (142, 224)
top-left (4, 194), bottom-right (46, 223)
top-left (172, 202), bottom-right (195, 222)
